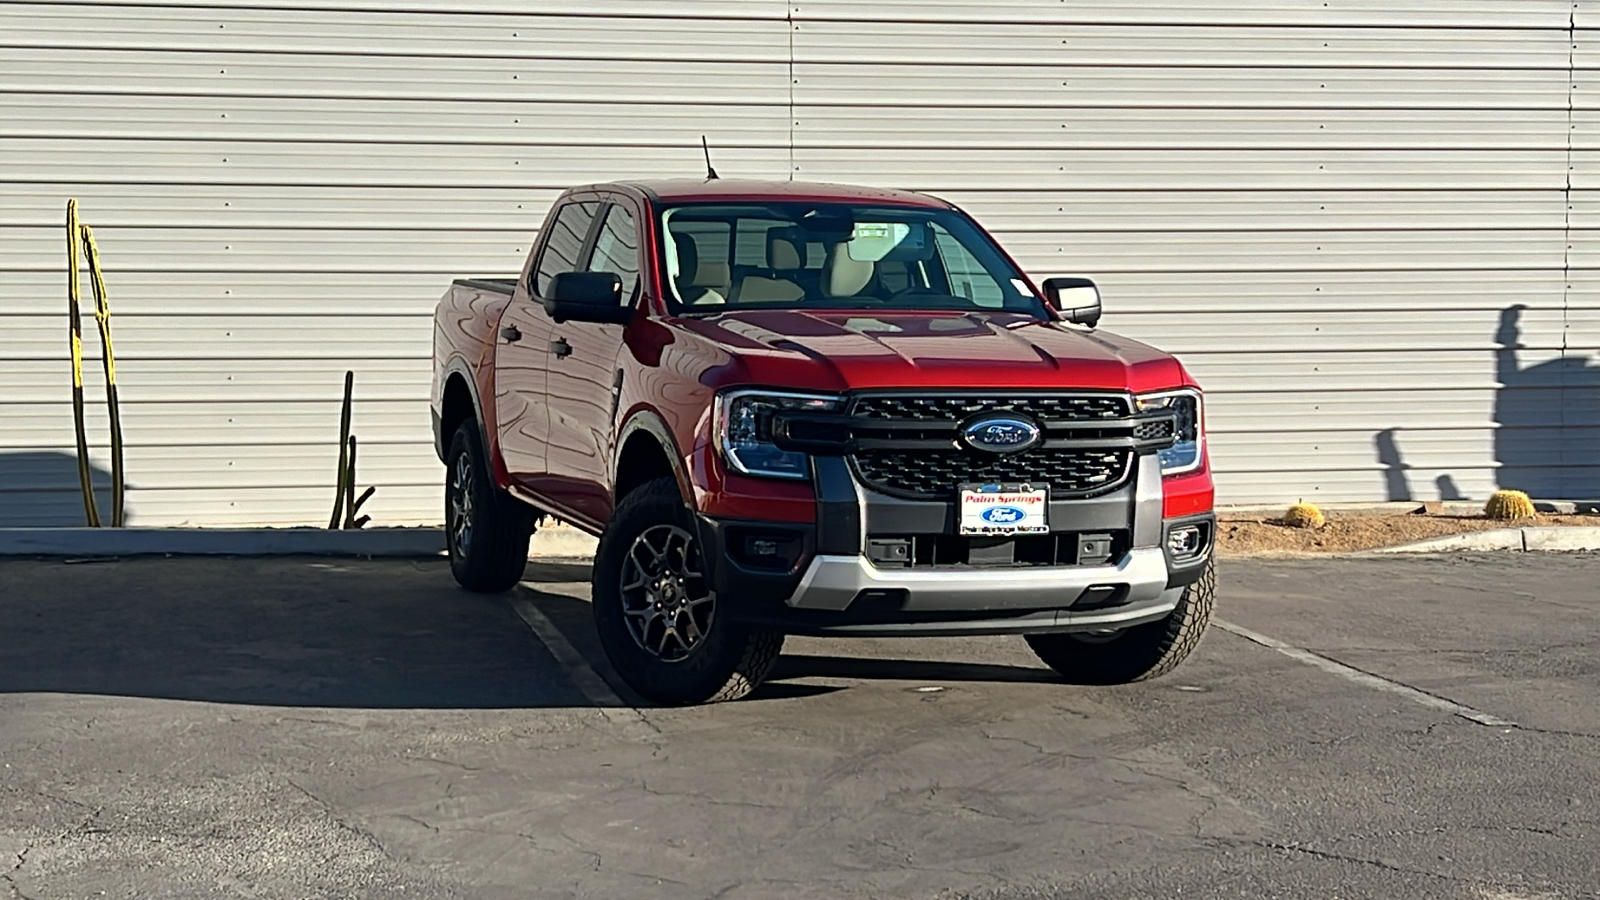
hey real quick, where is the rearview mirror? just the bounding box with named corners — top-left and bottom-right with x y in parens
top-left (1041, 276), bottom-right (1102, 328)
top-left (543, 272), bottom-right (632, 325)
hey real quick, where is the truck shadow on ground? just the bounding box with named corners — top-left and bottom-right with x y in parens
top-left (519, 561), bottom-right (1062, 703)
top-left (0, 556), bottom-right (1061, 710)
top-left (0, 556), bottom-right (597, 710)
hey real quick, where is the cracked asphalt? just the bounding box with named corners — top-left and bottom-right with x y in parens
top-left (1, 552), bottom-right (1597, 899)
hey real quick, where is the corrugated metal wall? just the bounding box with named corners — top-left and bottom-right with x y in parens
top-left (2, 0), bottom-right (1596, 527)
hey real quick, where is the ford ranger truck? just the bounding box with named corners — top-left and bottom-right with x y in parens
top-left (432, 179), bottom-right (1215, 705)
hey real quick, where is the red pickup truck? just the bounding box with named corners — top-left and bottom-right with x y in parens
top-left (432, 179), bottom-right (1215, 704)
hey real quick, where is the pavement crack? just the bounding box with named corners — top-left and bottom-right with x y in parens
top-left (2, 845), bottom-right (33, 900)
top-left (1257, 839), bottom-right (1469, 882)
top-left (397, 754), bottom-right (483, 772)
top-left (395, 814), bottom-right (440, 833)
top-left (285, 778), bottom-right (394, 861)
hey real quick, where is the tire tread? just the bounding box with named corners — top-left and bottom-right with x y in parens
top-left (593, 477), bottom-right (783, 705)
top-left (1026, 560), bottom-right (1216, 685)
top-left (447, 421), bottom-right (534, 593)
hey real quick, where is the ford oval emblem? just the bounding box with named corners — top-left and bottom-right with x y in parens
top-left (981, 506), bottom-right (1027, 524)
top-left (960, 415), bottom-right (1042, 454)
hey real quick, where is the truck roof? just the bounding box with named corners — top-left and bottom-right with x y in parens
top-left (606, 178), bottom-right (951, 209)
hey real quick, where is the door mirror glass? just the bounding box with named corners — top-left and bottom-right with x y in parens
top-left (1041, 276), bottom-right (1102, 328)
top-left (544, 271), bottom-right (631, 325)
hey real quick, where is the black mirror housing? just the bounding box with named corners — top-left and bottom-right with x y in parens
top-left (1041, 276), bottom-right (1102, 328)
top-left (543, 272), bottom-right (632, 325)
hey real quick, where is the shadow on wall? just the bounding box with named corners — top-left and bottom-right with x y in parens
top-left (1376, 306), bottom-right (1600, 502)
top-left (0, 451), bottom-right (123, 527)
top-left (1494, 305), bottom-right (1600, 499)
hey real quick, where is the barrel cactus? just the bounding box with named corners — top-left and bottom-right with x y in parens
top-left (1283, 502), bottom-right (1326, 529)
top-left (1484, 489), bottom-right (1536, 521)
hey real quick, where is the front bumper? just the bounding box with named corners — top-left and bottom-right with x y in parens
top-left (697, 452), bottom-right (1213, 637)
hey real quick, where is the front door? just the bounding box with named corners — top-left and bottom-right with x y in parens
top-left (494, 199), bottom-right (599, 490)
top-left (542, 200), bottom-right (642, 528)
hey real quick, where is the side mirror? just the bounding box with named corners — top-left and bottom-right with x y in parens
top-left (543, 272), bottom-right (632, 325)
top-left (1041, 276), bottom-right (1102, 328)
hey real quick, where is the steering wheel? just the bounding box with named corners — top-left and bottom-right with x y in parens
top-left (882, 286), bottom-right (943, 305)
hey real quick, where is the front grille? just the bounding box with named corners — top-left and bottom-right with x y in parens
top-left (842, 392), bottom-right (1150, 500)
top-left (853, 447), bottom-right (1130, 499)
top-left (851, 394), bottom-right (1129, 423)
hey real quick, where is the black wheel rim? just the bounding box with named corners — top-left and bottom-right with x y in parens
top-left (619, 524), bottom-right (713, 662)
top-left (448, 451), bottom-right (474, 559)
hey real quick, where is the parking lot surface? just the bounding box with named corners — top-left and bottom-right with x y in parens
top-left (2, 552), bottom-right (1597, 899)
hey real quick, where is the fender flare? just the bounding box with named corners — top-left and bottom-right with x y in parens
top-left (436, 354), bottom-right (492, 463)
top-left (614, 408), bottom-right (693, 504)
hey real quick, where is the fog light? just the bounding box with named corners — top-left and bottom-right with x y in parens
top-left (1168, 525), bottom-right (1203, 559)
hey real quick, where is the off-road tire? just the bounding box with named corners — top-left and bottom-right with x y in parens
top-left (446, 420), bottom-right (535, 593)
top-left (1025, 560), bottom-right (1215, 685)
top-left (592, 477), bottom-right (784, 705)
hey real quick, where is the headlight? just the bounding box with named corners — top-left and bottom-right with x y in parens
top-left (1136, 389), bottom-right (1203, 476)
top-left (716, 389), bottom-right (845, 480)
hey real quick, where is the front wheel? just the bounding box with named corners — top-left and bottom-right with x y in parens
top-left (592, 477), bottom-right (783, 705)
top-left (1026, 560), bottom-right (1215, 685)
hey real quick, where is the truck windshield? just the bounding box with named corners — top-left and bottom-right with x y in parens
top-left (659, 202), bottom-right (1046, 316)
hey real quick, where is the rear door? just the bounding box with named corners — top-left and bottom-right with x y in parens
top-left (494, 199), bottom-right (599, 490)
top-left (542, 199), bottom-right (644, 528)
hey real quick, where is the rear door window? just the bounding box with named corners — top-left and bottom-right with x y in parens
top-left (534, 201), bottom-right (600, 297)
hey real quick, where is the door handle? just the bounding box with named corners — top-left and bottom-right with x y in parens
top-left (549, 337), bottom-right (573, 359)
top-left (500, 324), bottom-right (522, 343)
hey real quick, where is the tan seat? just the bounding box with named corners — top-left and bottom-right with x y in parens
top-left (733, 231), bottom-right (805, 303)
top-left (673, 233), bottom-right (729, 305)
top-left (822, 240), bottom-right (874, 299)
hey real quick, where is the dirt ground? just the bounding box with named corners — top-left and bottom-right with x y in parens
top-left (1217, 509), bottom-right (1600, 555)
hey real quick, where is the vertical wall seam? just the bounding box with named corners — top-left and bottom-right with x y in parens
top-left (1565, 2), bottom-right (1577, 365)
top-left (1562, 2), bottom-right (1578, 492)
top-left (786, 2), bottom-right (795, 181)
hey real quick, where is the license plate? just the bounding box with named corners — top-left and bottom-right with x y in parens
top-left (958, 483), bottom-right (1049, 536)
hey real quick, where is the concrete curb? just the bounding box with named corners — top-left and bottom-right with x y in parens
top-left (1220, 499), bottom-right (1600, 517)
top-left (1370, 526), bottom-right (1600, 554)
top-left (0, 523), bottom-right (600, 559)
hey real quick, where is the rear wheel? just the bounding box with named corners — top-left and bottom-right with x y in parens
top-left (1026, 560), bottom-right (1215, 684)
top-left (592, 477), bottom-right (783, 705)
top-left (445, 420), bottom-right (535, 592)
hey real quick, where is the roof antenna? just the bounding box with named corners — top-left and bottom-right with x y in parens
top-left (701, 135), bottom-right (720, 180)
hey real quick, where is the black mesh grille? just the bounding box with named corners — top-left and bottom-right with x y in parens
top-left (851, 394), bottom-right (1128, 423)
top-left (853, 448), bottom-right (1131, 499)
top-left (1133, 418), bottom-right (1174, 441)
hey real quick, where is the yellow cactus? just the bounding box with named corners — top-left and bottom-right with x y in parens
top-left (1484, 489), bottom-right (1536, 521)
top-left (1283, 501), bottom-right (1326, 530)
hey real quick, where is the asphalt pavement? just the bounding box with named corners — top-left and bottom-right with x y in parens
top-left (1, 552), bottom-right (1597, 899)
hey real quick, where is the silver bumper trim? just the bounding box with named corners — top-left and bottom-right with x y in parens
top-left (783, 546), bottom-right (1172, 613)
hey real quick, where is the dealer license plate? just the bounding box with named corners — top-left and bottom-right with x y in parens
top-left (958, 483), bottom-right (1049, 536)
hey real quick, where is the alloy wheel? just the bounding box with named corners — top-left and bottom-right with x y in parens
top-left (619, 524), bottom-right (713, 662)
top-left (448, 451), bottom-right (474, 558)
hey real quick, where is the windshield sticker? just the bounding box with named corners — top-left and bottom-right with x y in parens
top-left (842, 317), bottom-right (905, 334)
top-left (848, 222), bottom-right (930, 262)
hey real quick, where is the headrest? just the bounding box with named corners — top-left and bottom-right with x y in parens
top-left (767, 229), bottom-right (803, 272)
top-left (823, 242), bottom-right (874, 297)
top-left (672, 233), bottom-right (698, 280)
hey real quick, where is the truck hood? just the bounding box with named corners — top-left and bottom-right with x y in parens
top-left (673, 309), bottom-right (1190, 393)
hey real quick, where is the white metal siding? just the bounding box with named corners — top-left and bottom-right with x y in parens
top-left (1, 0), bottom-right (1596, 527)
